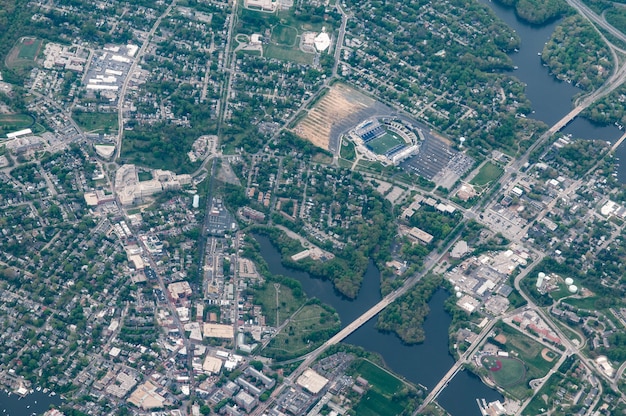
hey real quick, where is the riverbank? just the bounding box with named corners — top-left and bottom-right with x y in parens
top-left (254, 233), bottom-right (503, 415)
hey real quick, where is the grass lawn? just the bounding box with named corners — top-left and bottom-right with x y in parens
top-left (563, 296), bottom-right (598, 310)
top-left (522, 373), bottom-right (564, 416)
top-left (366, 132), bottom-right (405, 155)
top-left (138, 171), bottom-right (152, 181)
top-left (350, 359), bottom-right (417, 416)
top-left (494, 322), bottom-right (560, 399)
top-left (357, 159), bottom-right (386, 173)
top-left (354, 390), bottom-right (405, 416)
top-left (499, 323), bottom-right (558, 378)
top-left (238, 49), bottom-right (262, 57)
top-left (470, 161), bottom-right (504, 187)
top-left (352, 359), bottom-right (403, 396)
top-left (263, 303), bottom-right (339, 360)
top-left (0, 113), bottom-right (35, 135)
top-left (253, 281), bottom-right (305, 327)
top-left (265, 44), bottom-right (314, 65)
top-left (72, 112), bottom-right (118, 134)
top-left (481, 355), bottom-right (526, 387)
top-left (272, 25), bottom-right (298, 46)
top-left (340, 138), bottom-right (356, 160)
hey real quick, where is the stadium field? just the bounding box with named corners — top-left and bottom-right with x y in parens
top-left (366, 131), bottom-right (405, 154)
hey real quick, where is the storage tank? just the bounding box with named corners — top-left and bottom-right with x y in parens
top-left (192, 194), bottom-right (200, 209)
top-left (456, 291), bottom-right (463, 298)
top-left (536, 272), bottom-right (545, 288)
top-left (454, 286), bottom-right (460, 292)
top-left (568, 285), bottom-right (578, 294)
top-left (565, 277), bottom-right (574, 285)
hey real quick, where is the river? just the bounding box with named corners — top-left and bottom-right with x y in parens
top-left (251, 5), bottom-right (626, 415)
top-left (254, 234), bottom-right (502, 415)
top-left (479, 0), bottom-right (626, 181)
top-left (0, 389), bottom-right (62, 415)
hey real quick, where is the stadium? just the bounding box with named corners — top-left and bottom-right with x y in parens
top-left (349, 117), bottom-right (420, 165)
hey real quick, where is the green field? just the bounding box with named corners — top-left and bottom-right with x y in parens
top-left (470, 161), bottom-right (504, 187)
top-left (262, 302), bottom-right (339, 360)
top-left (366, 132), bottom-right (405, 155)
top-left (340, 138), bottom-right (356, 160)
top-left (562, 296), bottom-right (598, 310)
top-left (481, 355), bottom-right (526, 387)
top-left (522, 373), bottom-right (565, 416)
top-left (495, 323), bottom-right (560, 399)
top-left (253, 281), bottom-right (305, 327)
top-left (264, 44), bottom-right (313, 64)
top-left (0, 113), bottom-right (35, 135)
top-left (272, 25), bottom-right (298, 46)
top-left (17, 37), bottom-right (42, 60)
top-left (500, 323), bottom-right (557, 375)
top-left (355, 389), bottom-right (405, 416)
top-left (352, 359), bottom-right (403, 396)
top-left (72, 112), bottom-right (118, 134)
top-left (350, 359), bottom-right (417, 416)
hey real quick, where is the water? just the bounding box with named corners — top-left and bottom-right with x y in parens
top-left (254, 234), bottom-right (502, 415)
top-left (0, 390), bottom-right (62, 415)
top-left (481, 0), bottom-right (626, 181)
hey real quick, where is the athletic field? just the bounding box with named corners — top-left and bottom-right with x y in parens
top-left (366, 131), bottom-right (405, 154)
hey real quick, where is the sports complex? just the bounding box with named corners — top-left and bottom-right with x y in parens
top-left (349, 117), bottom-right (420, 165)
top-left (481, 355), bottom-right (526, 388)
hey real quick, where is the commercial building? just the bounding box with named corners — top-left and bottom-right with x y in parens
top-left (203, 323), bottom-right (235, 339)
top-left (408, 227), bottom-right (434, 245)
top-left (244, 0), bottom-right (277, 11)
top-left (127, 381), bottom-right (167, 410)
top-left (202, 355), bottom-right (223, 374)
top-left (296, 368), bottom-right (328, 394)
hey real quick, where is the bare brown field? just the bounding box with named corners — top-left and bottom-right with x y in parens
top-left (293, 84), bottom-right (388, 151)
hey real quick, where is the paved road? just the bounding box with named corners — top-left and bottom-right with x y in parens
top-left (416, 319), bottom-right (498, 413)
top-left (116, 0), bottom-right (177, 160)
top-left (251, 233), bottom-right (463, 416)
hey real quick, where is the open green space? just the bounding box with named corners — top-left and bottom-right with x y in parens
top-left (72, 111), bottom-right (118, 134)
top-left (366, 132), bottom-right (405, 155)
top-left (340, 138), bottom-right (356, 160)
top-left (522, 373), bottom-right (565, 416)
top-left (17, 37), bottom-right (42, 60)
top-left (237, 1), bottom-right (339, 64)
top-left (352, 359), bottom-right (404, 396)
top-left (494, 322), bottom-right (560, 399)
top-left (499, 323), bottom-right (558, 375)
top-left (349, 358), bottom-right (417, 416)
top-left (264, 44), bottom-right (313, 65)
top-left (481, 355), bottom-right (526, 387)
top-left (137, 171), bottom-right (152, 182)
top-left (606, 8), bottom-right (626, 35)
top-left (262, 302), bottom-right (340, 360)
top-left (470, 162), bottom-right (504, 187)
top-left (0, 113), bottom-right (35, 135)
top-left (562, 296), bottom-right (598, 310)
top-left (253, 280), bottom-right (305, 327)
top-left (271, 25), bottom-right (298, 46)
top-left (354, 389), bottom-right (405, 416)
